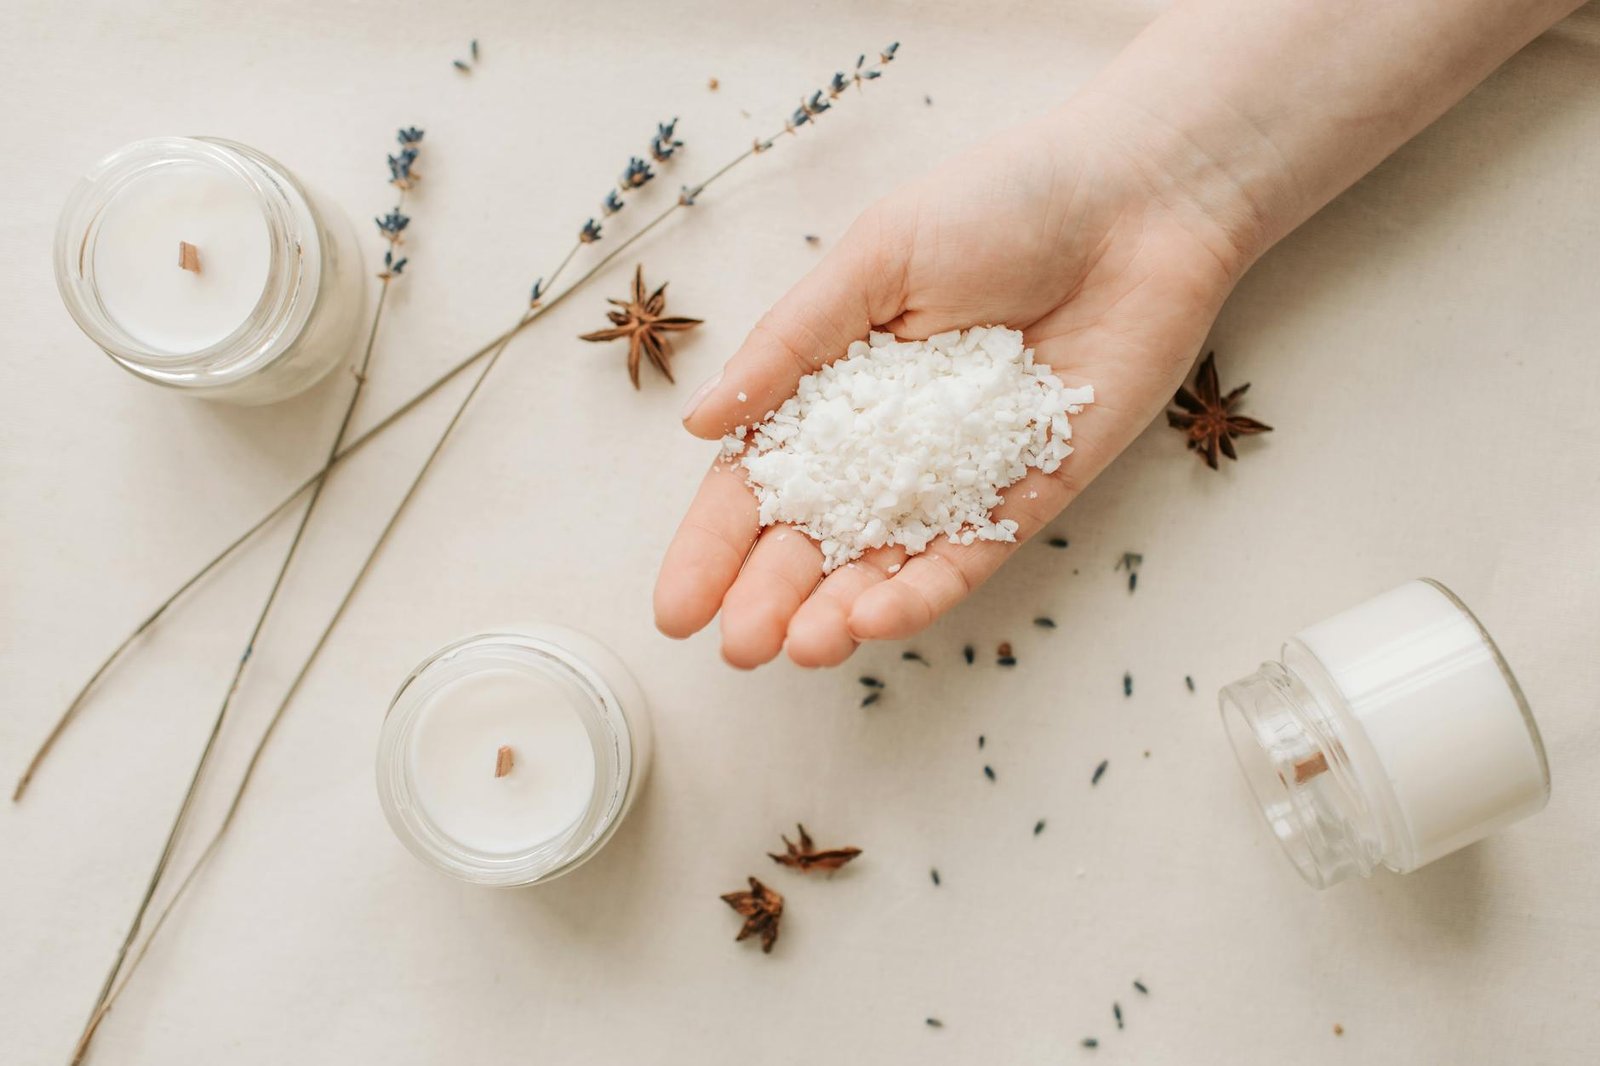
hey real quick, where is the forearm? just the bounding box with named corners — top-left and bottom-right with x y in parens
top-left (1068, 0), bottom-right (1585, 269)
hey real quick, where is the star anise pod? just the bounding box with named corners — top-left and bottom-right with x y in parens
top-left (578, 264), bottom-right (702, 388)
top-left (767, 823), bottom-right (862, 874)
top-left (1166, 351), bottom-right (1273, 469)
top-left (720, 876), bottom-right (784, 953)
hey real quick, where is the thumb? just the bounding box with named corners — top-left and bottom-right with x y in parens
top-left (681, 206), bottom-right (906, 439)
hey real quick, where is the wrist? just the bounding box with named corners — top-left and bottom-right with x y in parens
top-left (1052, 87), bottom-right (1291, 279)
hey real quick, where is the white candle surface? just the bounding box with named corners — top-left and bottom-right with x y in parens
top-left (92, 161), bottom-right (271, 353)
top-left (1296, 580), bottom-right (1547, 867)
top-left (407, 667), bottom-right (597, 854)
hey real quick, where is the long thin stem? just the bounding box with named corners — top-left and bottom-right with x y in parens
top-left (61, 55), bottom-right (900, 1058)
top-left (22, 59), bottom-right (897, 805)
top-left (75, 140), bottom-right (761, 1041)
top-left (68, 261), bottom-right (398, 1066)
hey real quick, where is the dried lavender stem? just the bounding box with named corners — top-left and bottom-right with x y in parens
top-left (20, 59), bottom-right (894, 802)
top-left (63, 62), bottom-right (899, 1049)
top-left (68, 250), bottom-right (400, 1066)
top-left (84, 110), bottom-right (858, 1020)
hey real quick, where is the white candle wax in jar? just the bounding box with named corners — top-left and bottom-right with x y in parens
top-left (1221, 578), bottom-right (1549, 888)
top-left (55, 137), bottom-right (364, 404)
top-left (377, 628), bottom-right (651, 886)
top-left (408, 669), bottom-right (597, 853)
top-left (92, 163), bottom-right (272, 352)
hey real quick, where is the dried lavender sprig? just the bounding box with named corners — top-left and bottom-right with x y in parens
top-left (80, 107), bottom-right (728, 1036)
top-left (67, 127), bottom-right (426, 1065)
top-left (93, 56), bottom-right (903, 1025)
top-left (21, 46), bottom-right (900, 806)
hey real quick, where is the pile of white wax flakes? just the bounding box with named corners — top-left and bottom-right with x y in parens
top-left (722, 326), bottom-right (1094, 572)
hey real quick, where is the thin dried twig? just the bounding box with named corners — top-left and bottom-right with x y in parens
top-left (59, 50), bottom-right (902, 1054)
top-left (66, 130), bottom-right (426, 1064)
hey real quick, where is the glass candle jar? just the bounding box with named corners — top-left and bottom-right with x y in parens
top-left (1221, 579), bottom-right (1549, 888)
top-left (376, 627), bottom-right (652, 887)
top-left (54, 136), bottom-right (364, 404)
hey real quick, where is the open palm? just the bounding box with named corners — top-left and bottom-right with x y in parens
top-left (655, 108), bottom-right (1250, 668)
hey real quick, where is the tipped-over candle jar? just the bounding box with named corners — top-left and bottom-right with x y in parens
top-left (1221, 579), bottom-right (1549, 889)
top-left (376, 628), bottom-right (651, 887)
top-left (55, 137), bottom-right (364, 404)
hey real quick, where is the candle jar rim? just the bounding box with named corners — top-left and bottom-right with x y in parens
top-left (53, 136), bottom-right (327, 393)
top-left (376, 629), bottom-right (647, 887)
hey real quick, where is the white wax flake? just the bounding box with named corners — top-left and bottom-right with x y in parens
top-left (731, 326), bottom-right (1093, 571)
top-left (736, 391), bottom-right (748, 402)
top-left (887, 563), bottom-right (902, 574)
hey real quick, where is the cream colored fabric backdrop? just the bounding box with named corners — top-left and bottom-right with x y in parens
top-left (2, 2), bottom-right (1598, 1063)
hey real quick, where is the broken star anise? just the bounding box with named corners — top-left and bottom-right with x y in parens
top-left (767, 823), bottom-right (862, 874)
top-left (1166, 351), bottom-right (1273, 469)
top-left (578, 264), bottom-right (702, 388)
top-left (721, 876), bottom-right (784, 953)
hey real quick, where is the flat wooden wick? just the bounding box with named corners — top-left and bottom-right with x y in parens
top-left (178, 241), bottom-right (202, 274)
top-left (1293, 751), bottom-right (1329, 784)
top-left (494, 745), bottom-right (514, 778)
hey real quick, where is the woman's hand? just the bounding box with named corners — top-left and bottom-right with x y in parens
top-left (654, 104), bottom-right (1256, 668)
top-left (654, 0), bottom-right (1584, 669)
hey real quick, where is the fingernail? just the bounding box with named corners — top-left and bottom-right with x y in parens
top-left (681, 370), bottom-right (722, 422)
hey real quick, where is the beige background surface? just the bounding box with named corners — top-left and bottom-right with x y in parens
top-left (3, 1), bottom-right (1598, 1063)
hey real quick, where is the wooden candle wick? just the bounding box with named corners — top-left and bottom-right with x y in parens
top-left (178, 241), bottom-right (202, 274)
top-left (494, 745), bottom-right (514, 778)
top-left (1293, 751), bottom-right (1329, 784)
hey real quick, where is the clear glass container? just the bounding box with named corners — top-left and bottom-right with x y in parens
top-left (376, 627), bottom-right (652, 887)
top-left (54, 136), bottom-right (364, 404)
top-left (1221, 578), bottom-right (1549, 888)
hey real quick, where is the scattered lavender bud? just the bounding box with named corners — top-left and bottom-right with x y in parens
top-left (963, 645), bottom-right (975, 664)
top-left (1091, 759), bottom-right (1108, 786)
top-left (930, 868), bottom-right (941, 886)
top-left (983, 765), bottom-right (996, 782)
top-left (859, 676), bottom-right (884, 688)
top-left (1034, 819), bottom-right (1046, 836)
top-left (925, 1017), bottom-right (943, 1028)
top-left (1133, 980), bottom-right (1149, 995)
top-left (1123, 672), bottom-right (1133, 697)
top-left (1034, 617), bottom-right (1056, 629)
top-left (861, 692), bottom-right (881, 708)
top-left (1185, 675), bottom-right (1195, 693)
